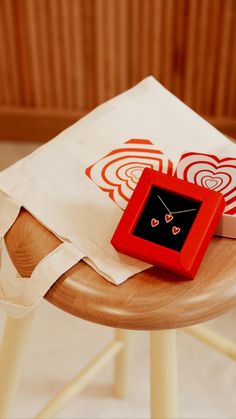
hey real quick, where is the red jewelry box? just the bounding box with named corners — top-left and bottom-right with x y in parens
top-left (111, 168), bottom-right (225, 279)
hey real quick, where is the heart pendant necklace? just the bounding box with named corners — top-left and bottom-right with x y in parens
top-left (156, 195), bottom-right (197, 235)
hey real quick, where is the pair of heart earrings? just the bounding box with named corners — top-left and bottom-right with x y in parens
top-left (150, 195), bottom-right (197, 236)
top-left (151, 216), bottom-right (181, 235)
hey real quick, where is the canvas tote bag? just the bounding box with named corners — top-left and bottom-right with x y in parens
top-left (0, 76), bottom-right (235, 317)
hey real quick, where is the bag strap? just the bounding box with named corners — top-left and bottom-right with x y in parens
top-left (0, 192), bottom-right (84, 317)
top-left (0, 192), bottom-right (21, 237)
top-left (22, 241), bottom-right (84, 306)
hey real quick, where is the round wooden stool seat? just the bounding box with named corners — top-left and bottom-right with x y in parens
top-left (5, 209), bottom-right (236, 330)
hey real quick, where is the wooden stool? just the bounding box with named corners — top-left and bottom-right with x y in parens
top-left (0, 209), bottom-right (236, 418)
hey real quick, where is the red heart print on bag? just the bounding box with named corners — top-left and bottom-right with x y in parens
top-left (86, 139), bottom-right (173, 211)
top-left (175, 152), bottom-right (236, 215)
top-left (203, 176), bottom-right (223, 189)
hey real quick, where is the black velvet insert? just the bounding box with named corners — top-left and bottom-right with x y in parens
top-left (133, 186), bottom-right (202, 252)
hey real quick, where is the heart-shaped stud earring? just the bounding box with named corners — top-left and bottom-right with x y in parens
top-left (165, 214), bottom-right (173, 223)
top-left (172, 226), bottom-right (181, 235)
top-left (151, 218), bottom-right (159, 228)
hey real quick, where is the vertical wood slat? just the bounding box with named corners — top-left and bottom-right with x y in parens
top-left (0, 1), bottom-right (8, 104)
top-left (71, 0), bottom-right (85, 109)
top-left (0, 0), bottom-right (14, 105)
top-left (202, 0), bottom-right (222, 115)
top-left (228, 11), bottom-right (236, 117)
top-left (27, 0), bottom-right (43, 106)
top-left (81, 0), bottom-right (95, 110)
top-left (117, 0), bottom-right (128, 93)
top-left (151, 0), bottom-right (162, 81)
top-left (140, 0), bottom-right (151, 78)
top-left (106, 0), bottom-right (117, 99)
top-left (130, 0), bottom-right (141, 86)
top-left (162, 0), bottom-right (175, 90)
top-left (183, 0), bottom-right (198, 108)
top-left (3, 0), bottom-right (20, 105)
top-left (173, 0), bottom-right (187, 98)
top-left (194, 0), bottom-right (208, 113)
top-left (94, 0), bottom-right (106, 105)
top-left (226, 0), bottom-right (235, 117)
top-left (215, 0), bottom-right (231, 115)
top-left (60, 0), bottom-right (73, 109)
top-left (15, 0), bottom-right (33, 106)
top-left (0, 0), bottom-right (235, 122)
top-left (48, 0), bottom-right (64, 108)
top-left (37, 0), bottom-right (53, 107)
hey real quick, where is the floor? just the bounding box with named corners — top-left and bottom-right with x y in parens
top-left (0, 141), bottom-right (236, 419)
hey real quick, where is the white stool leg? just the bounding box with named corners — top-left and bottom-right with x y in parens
top-left (114, 329), bottom-right (134, 398)
top-left (150, 329), bottom-right (178, 419)
top-left (0, 310), bottom-right (35, 418)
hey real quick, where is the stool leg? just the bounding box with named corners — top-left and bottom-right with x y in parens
top-left (150, 329), bottom-right (178, 419)
top-left (0, 310), bottom-right (35, 418)
top-left (114, 329), bottom-right (133, 398)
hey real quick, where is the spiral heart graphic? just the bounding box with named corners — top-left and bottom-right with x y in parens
top-left (175, 152), bottom-right (236, 215)
top-left (203, 177), bottom-right (222, 189)
top-left (126, 167), bottom-right (144, 183)
top-left (195, 170), bottom-right (230, 192)
top-left (86, 139), bottom-right (173, 210)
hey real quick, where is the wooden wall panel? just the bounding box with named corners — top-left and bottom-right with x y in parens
top-left (0, 0), bottom-right (235, 141)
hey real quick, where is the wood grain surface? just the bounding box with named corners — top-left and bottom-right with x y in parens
top-left (4, 208), bottom-right (236, 331)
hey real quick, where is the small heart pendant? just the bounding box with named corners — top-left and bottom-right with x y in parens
top-left (172, 226), bottom-right (181, 235)
top-left (151, 218), bottom-right (159, 228)
top-left (165, 214), bottom-right (173, 223)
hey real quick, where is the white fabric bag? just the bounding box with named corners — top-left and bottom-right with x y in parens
top-left (0, 76), bottom-right (235, 317)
